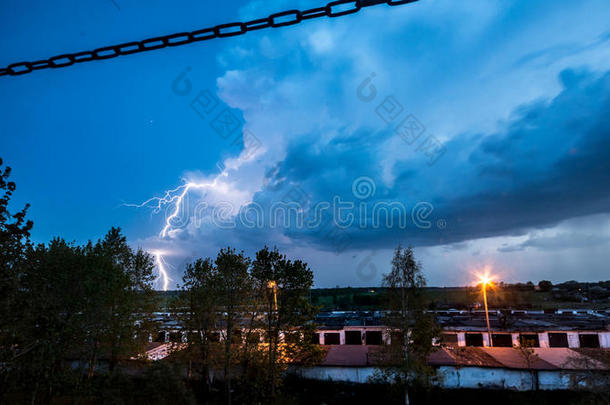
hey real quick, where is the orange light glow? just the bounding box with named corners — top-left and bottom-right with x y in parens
top-left (473, 267), bottom-right (496, 288)
top-left (479, 274), bottom-right (494, 287)
top-left (473, 267), bottom-right (496, 347)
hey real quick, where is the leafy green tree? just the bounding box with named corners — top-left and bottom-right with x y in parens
top-left (373, 245), bottom-right (440, 405)
top-left (139, 361), bottom-right (196, 405)
top-left (215, 247), bottom-right (251, 405)
top-left (236, 270), bottom-right (266, 395)
top-left (0, 158), bottom-right (33, 395)
top-left (176, 247), bottom-right (321, 403)
top-left (3, 228), bottom-right (157, 402)
top-left (83, 228), bottom-right (157, 376)
top-left (251, 246), bottom-right (321, 400)
top-left (0, 157), bottom-right (32, 276)
top-left (538, 280), bottom-right (553, 292)
top-left (11, 240), bottom-right (89, 403)
top-left (178, 257), bottom-right (221, 392)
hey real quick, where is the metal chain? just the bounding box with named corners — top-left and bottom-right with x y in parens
top-left (0, 0), bottom-right (417, 77)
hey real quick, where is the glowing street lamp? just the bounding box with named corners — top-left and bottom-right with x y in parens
top-left (267, 280), bottom-right (278, 312)
top-left (477, 272), bottom-right (495, 347)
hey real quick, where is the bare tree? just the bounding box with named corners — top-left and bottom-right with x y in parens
top-left (373, 245), bottom-right (440, 405)
top-left (516, 340), bottom-right (539, 390)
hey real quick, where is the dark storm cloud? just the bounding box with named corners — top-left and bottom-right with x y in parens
top-left (228, 68), bottom-right (610, 253)
top-left (498, 232), bottom-right (610, 253)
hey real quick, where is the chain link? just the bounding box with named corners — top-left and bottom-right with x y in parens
top-left (0, 0), bottom-right (417, 77)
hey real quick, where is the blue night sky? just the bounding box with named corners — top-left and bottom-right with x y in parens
top-left (1, 0), bottom-right (610, 288)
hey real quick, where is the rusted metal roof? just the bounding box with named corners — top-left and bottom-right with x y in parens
top-left (534, 348), bottom-right (608, 370)
top-left (480, 347), bottom-right (556, 370)
top-left (320, 345), bottom-right (382, 366)
top-left (441, 347), bottom-right (504, 368)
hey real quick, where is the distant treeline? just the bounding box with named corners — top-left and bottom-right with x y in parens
top-left (158, 278), bottom-right (610, 312)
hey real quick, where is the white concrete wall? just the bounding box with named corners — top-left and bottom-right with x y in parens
top-left (538, 371), bottom-right (573, 390)
top-left (383, 329), bottom-right (391, 345)
top-left (437, 366), bottom-right (535, 390)
top-left (539, 332), bottom-right (550, 348)
top-left (457, 332), bottom-right (466, 347)
top-left (599, 332), bottom-right (610, 348)
top-left (567, 332), bottom-right (580, 348)
top-left (482, 333), bottom-right (491, 347)
top-left (146, 344), bottom-right (170, 361)
top-left (296, 366), bottom-right (378, 383)
top-left (295, 366), bottom-right (586, 391)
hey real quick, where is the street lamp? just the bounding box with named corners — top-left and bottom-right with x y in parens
top-left (478, 272), bottom-right (494, 347)
top-left (267, 280), bottom-right (278, 312)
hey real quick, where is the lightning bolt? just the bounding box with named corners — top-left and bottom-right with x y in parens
top-left (126, 170), bottom-right (230, 290)
top-left (126, 171), bottom-right (228, 238)
top-left (158, 174), bottom-right (228, 238)
top-left (127, 139), bottom-right (262, 291)
top-left (152, 251), bottom-right (171, 291)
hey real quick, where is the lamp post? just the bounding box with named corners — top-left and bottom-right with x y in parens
top-left (479, 274), bottom-right (494, 347)
top-left (267, 280), bottom-right (278, 312)
top-left (267, 280), bottom-right (279, 397)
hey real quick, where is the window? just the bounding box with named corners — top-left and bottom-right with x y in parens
top-left (519, 333), bottom-right (539, 347)
top-left (365, 331), bottom-right (383, 345)
top-left (548, 333), bottom-right (569, 347)
top-left (465, 333), bottom-right (483, 347)
top-left (345, 330), bottom-right (362, 345)
top-left (324, 332), bottom-right (340, 345)
top-left (441, 333), bottom-right (459, 347)
top-left (579, 334), bottom-right (600, 348)
top-left (491, 333), bottom-right (513, 347)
